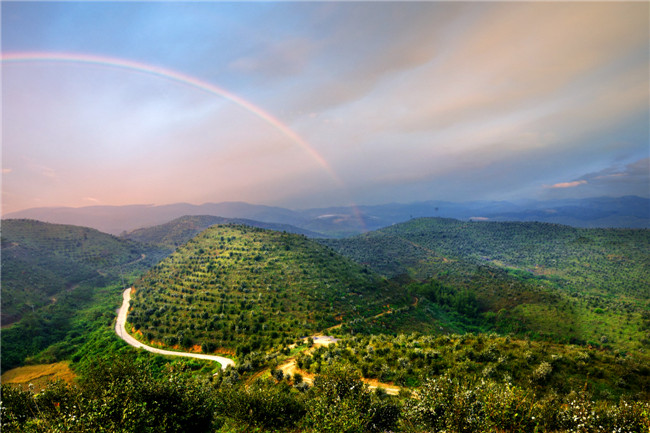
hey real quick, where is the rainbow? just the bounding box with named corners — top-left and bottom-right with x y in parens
top-left (2, 51), bottom-right (366, 229)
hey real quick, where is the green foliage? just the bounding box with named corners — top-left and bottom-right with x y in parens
top-left (300, 333), bottom-right (650, 400)
top-left (322, 218), bottom-right (650, 349)
top-left (304, 364), bottom-right (400, 433)
top-left (214, 379), bottom-right (305, 429)
top-left (1, 357), bottom-right (215, 433)
top-left (1, 219), bottom-right (168, 327)
top-left (402, 375), bottom-right (650, 433)
top-left (1, 282), bottom-right (121, 373)
top-left (2, 352), bottom-right (648, 433)
top-left (129, 225), bottom-right (409, 353)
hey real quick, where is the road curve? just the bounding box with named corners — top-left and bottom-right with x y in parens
top-left (115, 288), bottom-right (235, 369)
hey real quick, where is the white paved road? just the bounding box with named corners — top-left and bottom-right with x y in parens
top-left (115, 288), bottom-right (235, 369)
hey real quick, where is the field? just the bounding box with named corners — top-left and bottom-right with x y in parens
top-left (1, 362), bottom-right (76, 392)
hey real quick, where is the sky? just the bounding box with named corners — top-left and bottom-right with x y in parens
top-left (2, 1), bottom-right (649, 214)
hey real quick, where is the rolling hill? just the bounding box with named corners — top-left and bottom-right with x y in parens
top-left (1, 219), bottom-right (168, 327)
top-left (128, 224), bottom-right (411, 356)
top-left (3, 217), bottom-right (650, 431)
top-left (320, 218), bottom-right (650, 349)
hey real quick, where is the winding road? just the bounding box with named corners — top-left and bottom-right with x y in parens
top-left (115, 288), bottom-right (235, 369)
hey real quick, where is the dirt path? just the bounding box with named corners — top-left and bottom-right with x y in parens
top-left (254, 334), bottom-right (401, 395)
top-left (117, 289), bottom-right (415, 393)
top-left (275, 355), bottom-right (400, 395)
top-left (115, 288), bottom-right (234, 369)
top-left (246, 300), bottom-right (424, 393)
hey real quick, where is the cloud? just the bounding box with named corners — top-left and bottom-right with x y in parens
top-left (547, 180), bottom-right (588, 189)
top-left (227, 38), bottom-right (314, 78)
top-left (2, 168), bottom-right (13, 174)
top-left (1, 2), bottom-right (648, 212)
top-left (543, 158), bottom-right (649, 199)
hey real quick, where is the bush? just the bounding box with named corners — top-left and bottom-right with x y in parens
top-left (304, 364), bottom-right (398, 433)
top-left (215, 379), bottom-right (305, 429)
top-left (0, 357), bottom-right (215, 433)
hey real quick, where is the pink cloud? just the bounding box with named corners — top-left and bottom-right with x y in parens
top-left (547, 180), bottom-right (588, 189)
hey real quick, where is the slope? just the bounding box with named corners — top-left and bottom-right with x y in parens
top-left (128, 224), bottom-right (410, 356)
top-left (1, 219), bottom-right (168, 326)
top-left (321, 218), bottom-right (650, 349)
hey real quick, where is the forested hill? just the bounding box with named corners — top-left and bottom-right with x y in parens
top-left (320, 218), bottom-right (650, 349)
top-left (129, 224), bottom-right (410, 356)
top-left (122, 215), bottom-right (325, 249)
top-left (1, 219), bottom-right (168, 327)
top-left (320, 218), bottom-right (650, 299)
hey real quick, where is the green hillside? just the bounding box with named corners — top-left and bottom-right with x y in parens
top-left (3, 219), bottom-right (650, 432)
top-left (0, 219), bottom-right (170, 371)
top-left (1, 219), bottom-right (168, 327)
top-left (299, 332), bottom-right (650, 400)
top-left (321, 218), bottom-right (650, 349)
top-left (129, 225), bottom-right (410, 355)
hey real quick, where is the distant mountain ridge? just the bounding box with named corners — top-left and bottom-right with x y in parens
top-left (122, 215), bottom-right (326, 248)
top-left (4, 196), bottom-right (648, 236)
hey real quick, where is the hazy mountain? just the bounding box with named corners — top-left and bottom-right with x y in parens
top-left (4, 196), bottom-right (648, 237)
top-left (122, 215), bottom-right (326, 249)
top-left (2, 202), bottom-right (302, 236)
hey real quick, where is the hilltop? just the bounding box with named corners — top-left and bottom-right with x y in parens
top-left (122, 214), bottom-right (325, 249)
top-left (129, 224), bottom-right (410, 356)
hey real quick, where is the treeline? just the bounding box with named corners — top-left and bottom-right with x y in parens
top-left (3, 355), bottom-right (648, 433)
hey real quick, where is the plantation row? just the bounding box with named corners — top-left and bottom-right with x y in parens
top-left (129, 225), bottom-right (410, 355)
top-left (322, 218), bottom-right (650, 299)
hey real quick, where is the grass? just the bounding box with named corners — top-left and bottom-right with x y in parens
top-left (1, 362), bottom-right (76, 392)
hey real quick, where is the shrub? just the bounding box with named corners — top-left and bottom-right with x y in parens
top-left (0, 358), bottom-right (215, 433)
top-left (215, 379), bottom-right (305, 429)
top-left (304, 364), bottom-right (374, 433)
